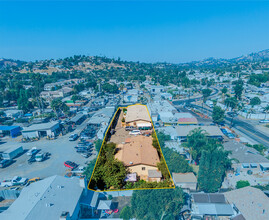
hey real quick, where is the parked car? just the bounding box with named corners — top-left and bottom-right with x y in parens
top-left (27, 147), bottom-right (39, 156)
top-left (129, 130), bottom-right (141, 135)
top-left (81, 152), bottom-right (91, 158)
top-left (27, 177), bottom-right (41, 184)
top-left (259, 120), bottom-right (269, 123)
top-left (125, 126), bottom-right (136, 131)
top-left (76, 142), bottom-right (88, 148)
top-left (69, 134), bottom-right (78, 141)
top-left (77, 148), bottom-right (91, 153)
top-left (28, 155), bottom-right (36, 164)
top-left (35, 152), bottom-right (45, 162)
top-left (64, 161), bottom-right (78, 170)
top-left (0, 176), bottom-right (28, 187)
top-left (0, 159), bottom-right (13, 168)
top-left (72, 166), bottom-right (86, 174)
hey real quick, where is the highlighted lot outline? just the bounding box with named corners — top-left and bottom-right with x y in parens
top-left (87, 103), bottom-right (175, 191)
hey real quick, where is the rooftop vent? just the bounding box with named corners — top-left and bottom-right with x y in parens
top-left (46, 203), bottom-right (53, 207)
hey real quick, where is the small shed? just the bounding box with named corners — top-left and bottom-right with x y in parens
top-left (148, 170), bottom-right (162, 182)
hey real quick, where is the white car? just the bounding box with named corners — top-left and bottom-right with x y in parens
top-left (259, 120), bottom-right (269, 123)
top-left (0, 176), bottom-right (28, 187)
top-left (129, 130), bottom-right (141, 135)
top-left (27, 147), bottom-right (37, 156)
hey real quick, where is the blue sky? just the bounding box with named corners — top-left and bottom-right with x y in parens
top-left (0, 1), bottom-right (269, 63)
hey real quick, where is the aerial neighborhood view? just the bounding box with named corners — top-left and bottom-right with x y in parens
top-left (0, 1), bottom-right (269, 220)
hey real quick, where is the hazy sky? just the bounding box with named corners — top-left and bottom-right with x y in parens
top-left (0, 1), bottom-right (269, 63)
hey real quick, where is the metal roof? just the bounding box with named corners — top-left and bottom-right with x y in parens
top-left (22, 121), bottom-right (59, 132)
top-left (196, 203), bottom-right (234, 216)
top-left (70, 113), bottom-right (85, 123)
top-left (176, 126), bottom-right (223, 137)
top-left (0, 126), bottom-right (20, 131)
top-left (193, 193), bottom-right (226, 204)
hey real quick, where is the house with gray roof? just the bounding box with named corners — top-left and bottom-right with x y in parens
top-left (223, 140), bottom-right (269, 173)
top-left (224, 186), bottom-right (269, 220)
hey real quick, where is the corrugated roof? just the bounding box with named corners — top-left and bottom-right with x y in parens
top-left (22, 121), bottom-right (59, 132)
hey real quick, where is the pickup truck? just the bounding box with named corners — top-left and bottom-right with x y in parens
top-left (0, 176), bottom-right (28, 187)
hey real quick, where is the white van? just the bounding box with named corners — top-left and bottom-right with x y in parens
top-left (129, 130), bottom-right (141, 135)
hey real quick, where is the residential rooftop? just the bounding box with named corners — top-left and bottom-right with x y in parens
top-left (224, 186), bottom-right (269, 220)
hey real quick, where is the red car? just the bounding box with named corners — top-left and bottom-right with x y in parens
top-left (64, 161), bottom-right (78, 170)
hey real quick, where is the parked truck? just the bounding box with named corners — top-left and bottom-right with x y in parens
top-left (0, 176), bottom-right (28, 187)
top-left (1, 146), bottom-right (23, 160)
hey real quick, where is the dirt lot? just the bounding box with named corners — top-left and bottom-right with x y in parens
top-left (110, 110), bottom-right (132, 144)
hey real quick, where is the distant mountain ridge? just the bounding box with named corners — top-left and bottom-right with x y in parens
top-left (1, 49), bottom-right (269, 68)
top-left (0, 58), bottom-right (25, 69)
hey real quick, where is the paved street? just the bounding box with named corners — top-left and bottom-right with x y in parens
top-left (0, 120), bottom-right (97, 182)
top-left (188, 103), bottom-right (269, 148)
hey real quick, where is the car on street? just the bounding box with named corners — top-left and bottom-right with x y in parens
top-left (69, 134), bottom-right (78, 141)
top-left (0, 159), bottom-right (13, 168)
top-left (259, 119), bottom-right (269, 123)
top-left (129, 130), bottom-right (141, 135)
top-left (64, 161), bottom-right (78, 170)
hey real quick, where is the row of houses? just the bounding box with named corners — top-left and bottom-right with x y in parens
top-left (44, 78), bottom-right (85, 91)
top-left (147, 100), bottom-right (198, 126)
top-left (1, 174), bottom-right (267, 220)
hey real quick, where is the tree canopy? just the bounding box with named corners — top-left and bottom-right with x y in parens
top-left (131, 188), bottom-right (185, 220)
top-left (212, 106), bottom-right (225, 123)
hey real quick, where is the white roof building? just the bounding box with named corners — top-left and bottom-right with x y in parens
top-left (0, 176), bottom-right (85, 220)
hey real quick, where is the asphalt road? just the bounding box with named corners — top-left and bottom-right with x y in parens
top-left (189, 104), bottom-right (269, 148)
top-left (173, 87), bottom-right (219, 105)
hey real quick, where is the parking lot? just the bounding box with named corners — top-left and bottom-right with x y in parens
top-left (0, 121), bottom-right (97, 182)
